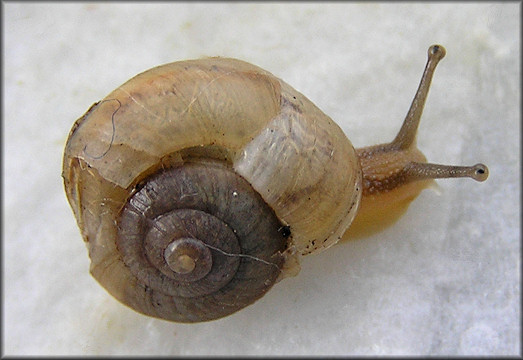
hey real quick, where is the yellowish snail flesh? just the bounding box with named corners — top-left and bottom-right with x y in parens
top-left (62, 45), bottom-right (488, 323)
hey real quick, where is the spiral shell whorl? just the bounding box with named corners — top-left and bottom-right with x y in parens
top-left (62, 57), bottom-right (362, 322)
top-left (116, 160), bottom-right (287, 322)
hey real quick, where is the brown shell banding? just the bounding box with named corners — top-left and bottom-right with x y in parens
top-left (62, 57), bottom-right (362, 280)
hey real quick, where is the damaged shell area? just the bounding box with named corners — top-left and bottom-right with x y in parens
top-left (62, 58), bottom-right (361, 322)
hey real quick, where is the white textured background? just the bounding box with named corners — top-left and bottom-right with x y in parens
top-left (3, 2), bottom-right (520, 356)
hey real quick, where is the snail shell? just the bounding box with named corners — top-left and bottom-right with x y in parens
top-left (64, 46), bottom-right (489, 323)
top-left (62, 58), bottom-right (361, 322)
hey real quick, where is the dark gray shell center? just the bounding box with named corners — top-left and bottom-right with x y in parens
top-left (115, 159), bottom-right (288, 322)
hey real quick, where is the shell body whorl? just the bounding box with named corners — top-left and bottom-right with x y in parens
top-left (62, 57), bottom-right (362, 321)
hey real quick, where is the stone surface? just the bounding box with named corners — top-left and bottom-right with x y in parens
top-left (3, 2), bottom-right (519, 356)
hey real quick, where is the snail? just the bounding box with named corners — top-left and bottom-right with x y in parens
top-left (62, 45), bottom-right (488, 323)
